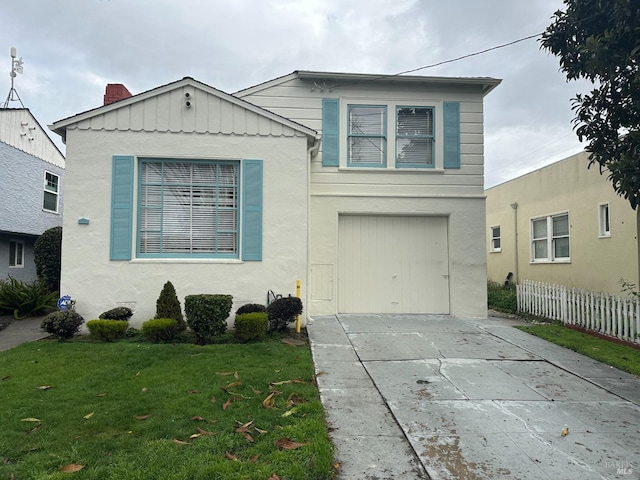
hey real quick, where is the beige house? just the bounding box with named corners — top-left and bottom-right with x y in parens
top-left (486, 150), bottom-right (640, 295)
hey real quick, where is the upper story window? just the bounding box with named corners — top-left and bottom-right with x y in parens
top-left (396, 106), bottom-right (434, 168)
top-left (490, 225), bottom-right (501, 252)
top-left (347, 105), bottom-right (387, 167)
top-left (531, 212), bottom-right (570, 263)
top-left (43, 172), bottom-right (59, 213)
top-left (9, 240), bottom-right (24, 268)
top-left (598, 203), bottom-right (611, 238)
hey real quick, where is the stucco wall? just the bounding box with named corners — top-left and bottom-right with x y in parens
top-left (60, 129), bottom-right (309, 326)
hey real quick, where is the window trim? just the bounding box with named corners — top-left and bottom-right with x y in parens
top-left (530, 212), bottom-right (570, 263)
top-left (395, 105), bottom-right (435, 169)
top-left (43, 171), bottom-right (59, 213)
top-left (136, 158), bottom-right (240, 259)
top-left (598, 202), bottom-right (611, 238)
top-left (489, 225), bottom-right (501, 253)
top-left (9, 240), bottom-right (24, 268)
top-left (347, 104), bottom-right (387, 168)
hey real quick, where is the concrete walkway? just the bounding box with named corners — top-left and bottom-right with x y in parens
top-left (308, 313), bottom-right (640, 480)
top-left (0, 316), bottom-right (49, 351)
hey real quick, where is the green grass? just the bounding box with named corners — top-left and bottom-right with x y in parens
top-left (516, 325), bottom-right (640, 376)
top-left (0, 338), bottom-right (335, 479)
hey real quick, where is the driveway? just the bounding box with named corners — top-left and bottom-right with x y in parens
top-left (307, 313), bottom-right (640, 479)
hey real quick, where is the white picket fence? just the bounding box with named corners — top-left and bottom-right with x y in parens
top-left (517, 280), bottom-right (640, 344)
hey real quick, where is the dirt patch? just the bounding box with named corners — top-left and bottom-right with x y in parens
top-left (0, 315), bottom-right (15, 332)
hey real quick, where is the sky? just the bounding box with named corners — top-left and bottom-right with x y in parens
top-left (0, 0), bottom-right (595, 188)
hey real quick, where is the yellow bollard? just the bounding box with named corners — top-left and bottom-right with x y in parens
top-left (295, 279), bottom-right (301, 333)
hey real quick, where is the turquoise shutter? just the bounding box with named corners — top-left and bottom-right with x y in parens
top-left (322, 98), bottom-right (339, 167)
top-left (110, 155), bottom-right (134, 260)
top-left (242, 159), bottom-right (263, 261)
top-left (443, 102), bottom-right (460, 169)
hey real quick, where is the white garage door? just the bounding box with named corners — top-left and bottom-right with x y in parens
top-left (338, 215), bottom-right (449, 313)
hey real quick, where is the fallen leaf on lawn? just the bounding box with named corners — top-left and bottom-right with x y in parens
top-left (333, 462), bottom-right (341, 471)
top-left (216, 372), bottom-right (235, 376)
top-left (83, 412), bottom-right (94, 420)
top-left (60, 463), bottom-right (84, 473)
top-left (262, 391), bottom-right (279, 409)
top-left (222, 398), bottom-right (233, 410)
top-left (282, 407), bottom-right (299, 418)
top-left (268, 473), bottom-right (280, 480)
top-left (189, 433), bottom-right (202, 439)
top-left (235, 420), bottom-right (253, 430)
top-left (225, 452), bottom-right (238, 461)
top-left (2, 375), bottom-right (11, 381)
top-left (250, 454), bottom-right (260, 463)
top-left (172, 439), bottom-right (191, 446)
top-left (188, 389), bottom-right (200, 394)
top-left (287, 393), bottom-right (305, 405)
top-left (135, 371), bottom-right (141, 377)
top-left (36, 385), bottom-right (51, 390)
top-left (190, 416), bottom-right (205, 421)
top-left (224, 381), bottom-right (242, 389)
top-left (210, 396), bottom-right (217, 403)
top-left (26, 424), bottom-right (42, 435)
top-left (254, 427), bottom-right (268, 434)
top-left (97, 393), bottom-right (107, 397)
top-left (133, 414), bottom-right (152, 420)
top-left (250, 386), bottom-right (263, 395)
top-left (197, 427), bottom-right (216, 436)
top-left (270, 379), bottom-right (306, 387)
top-left (234, 371), bottom-right (239, 379)
top-left (21, 418), bottom-right (41, 423)
top-left (275, 438), bottom-right (306, 450)
top-left (242, 433), bottom-right (254, 443)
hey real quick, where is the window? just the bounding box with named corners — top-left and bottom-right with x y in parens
top-left (347, 105), bottom-right (386, 167)
top-left (531, 213), bottom-right (570, 262)
top-left (396, 106), bottom-right (434, 167)
top-left (9, 241), bottom-right (24, 267)
top-left (490, 225), bottom-right (501, 252)
top-left (599, 203), bottom-right (611, 237)
top-left (138, 159), bottom-right (239, 257)
top-left (43, 172), bottom-right (59, 212)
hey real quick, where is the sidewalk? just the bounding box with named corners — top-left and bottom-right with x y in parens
top-left (0, 316), bottom-right (49, 351)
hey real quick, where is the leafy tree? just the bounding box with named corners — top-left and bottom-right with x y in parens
top-left (541, 0), bottom-right (640, 209)
top-left (34, 226), bottom-right (62, 293)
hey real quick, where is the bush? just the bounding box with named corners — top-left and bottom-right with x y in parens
top-left (155, 281), bottom-right (185, 331)
top-left (142, 318), bottom-right (179, 343)
top-left (86, 319), bottom-right (129, 342)
top-left (236, 303), bottom-right (267, 316)
top-left (34, 226), bottom-right (62, 293)
top-left (41, 310), bottom-right (84, 340)
top-left (487, 281), bottom-right (518, 313)
top-left (99, 306), bottom-right (133, 321)
top-left (234, 312), bottom-right (268, 342)
top-left (184, 294), bottom-right (233, 344)
top-left (267, 297), bottom-right (303, 332)
top-left (0, 276), bottom-right (58, 319)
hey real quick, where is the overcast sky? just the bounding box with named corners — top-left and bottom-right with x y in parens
top-left (0, 0), bottom-right (594, 188)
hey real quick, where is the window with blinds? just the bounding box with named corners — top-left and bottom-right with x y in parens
top-left (396, 107), bottom-right (434, 167)
top-left (138, 159), bottom-right (239, 257)
top-left (531, 213), bottom-right (570, 262)
top-left (347, 105), bottom-right (386, 167)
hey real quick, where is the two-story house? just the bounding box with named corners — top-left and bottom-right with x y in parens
top-left (0, 108), bottom-right (65, 283)
top-left (50, 72), bottom-right (500, 325)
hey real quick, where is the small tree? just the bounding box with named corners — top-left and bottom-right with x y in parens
top-left (155, 281), bottom-right (185, 331)
top-left (34, 226), bottom-right (62, 293)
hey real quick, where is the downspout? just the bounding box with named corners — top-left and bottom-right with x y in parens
top-left (510, 202), bottom-right (519, 283)
top-left (306, 137), bottom-right (321, 325)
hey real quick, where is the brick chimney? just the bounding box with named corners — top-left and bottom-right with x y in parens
top-left (103, 83), bottom-right (132, 105)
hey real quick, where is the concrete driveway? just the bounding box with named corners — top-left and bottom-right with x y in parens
top-left (307, 313), bottom-right (640, 480)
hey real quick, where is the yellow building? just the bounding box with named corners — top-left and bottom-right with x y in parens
top-left (486, 151), bottom-right (640, 295)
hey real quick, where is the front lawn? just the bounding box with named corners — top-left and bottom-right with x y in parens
top-left (0, 339), bottom-right (334, 479)
top-left (516, 325), bottom-right (640, 376)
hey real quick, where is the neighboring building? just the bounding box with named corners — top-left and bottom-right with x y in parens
top-left (0, 108), bottom-right (65, 283)
top-left (486, 150), bottom-right (640, 295)
top-left (50, 72), bottom-right (500, 325)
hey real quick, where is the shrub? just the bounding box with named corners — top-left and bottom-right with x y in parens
top-left (487, 281), bottom-right (518, 313)
top-left (99, 306), bottom-right (133, 321)
top-left (184, 294), bottom-right (233, 344)
top-left (0, 276), bottom-right (58, 319)
top-left (34, 226), bottom-right (62, 293)
top-left (142, 318), bottom-right (179, 343)
top-left (155, 281), bottom-right (185, 331)
top-left (267, 297), bottom-right (303, 332)
top-left (41, 310), bottom-right (84, 340)
top-left (235, 303), bottom-right (267, 316)
top-left (234, 312), bottom-right (268, 342)
top-left (86, 319), bottom-right (129, 342)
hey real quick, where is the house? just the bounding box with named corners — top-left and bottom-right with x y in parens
top-left (486, 150), bottom-right (640, 295)
top-left (0, 108), bottom-right (65, 283)
top-left (50, 72), bottom-right (500, 325)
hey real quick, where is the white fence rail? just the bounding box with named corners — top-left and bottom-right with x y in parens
top-left (517, 280), bottom-right (640, 344)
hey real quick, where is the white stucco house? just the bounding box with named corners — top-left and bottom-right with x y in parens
top-left (50, 72), bottom-right (500, 326)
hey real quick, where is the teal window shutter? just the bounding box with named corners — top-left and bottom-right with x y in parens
top-left (322, 98), bottom-right (339, 167)
top-left (110, 155), bottom-right (134, 260)
top-left (443, 102), bottom-right (460, 169)
top-left (242, 159), bottom-right (263, 261)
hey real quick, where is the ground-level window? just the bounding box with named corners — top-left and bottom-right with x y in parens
top-left (531, 212), bottom-right (570, 262)
top-left (43, 172), bottom-right (59, 212)
top-left (9, 240), bottom-right (24, 267)
top-left (598, 203), bottom-right (611, 238)
top-left (138, 159), bottom-right (239, 258)
top-left (490, 225), bottom-right (501, 252)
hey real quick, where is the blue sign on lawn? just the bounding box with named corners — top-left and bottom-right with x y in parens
top-left (57, 295), bottom-right (72, 311)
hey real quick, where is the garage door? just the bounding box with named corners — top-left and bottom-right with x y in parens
top-left (338, 215), bottom-right (449, 313)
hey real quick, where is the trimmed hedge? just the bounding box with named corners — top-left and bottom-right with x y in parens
top-left (86, 319), bottom-right (129, 342)
top-left (184, 294), bottom-right (233, 344)
top-left (155, 281), bottom-right (186, 331)
top-left (41, 310), bottom-right (84, 340)
top-left (142, 318), bottom-right (178, 343)
top-left (99, 306), bottom-right (133, 321)
top-left (235, 303), bottom-right (266, 316)
top-left (234, 312), bottom-right (268, 342)
top-left (267, 297), bottom-right (303, 332)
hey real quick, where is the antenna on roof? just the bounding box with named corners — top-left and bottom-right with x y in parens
top-left (2, 47), bottom-right (25, 108)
